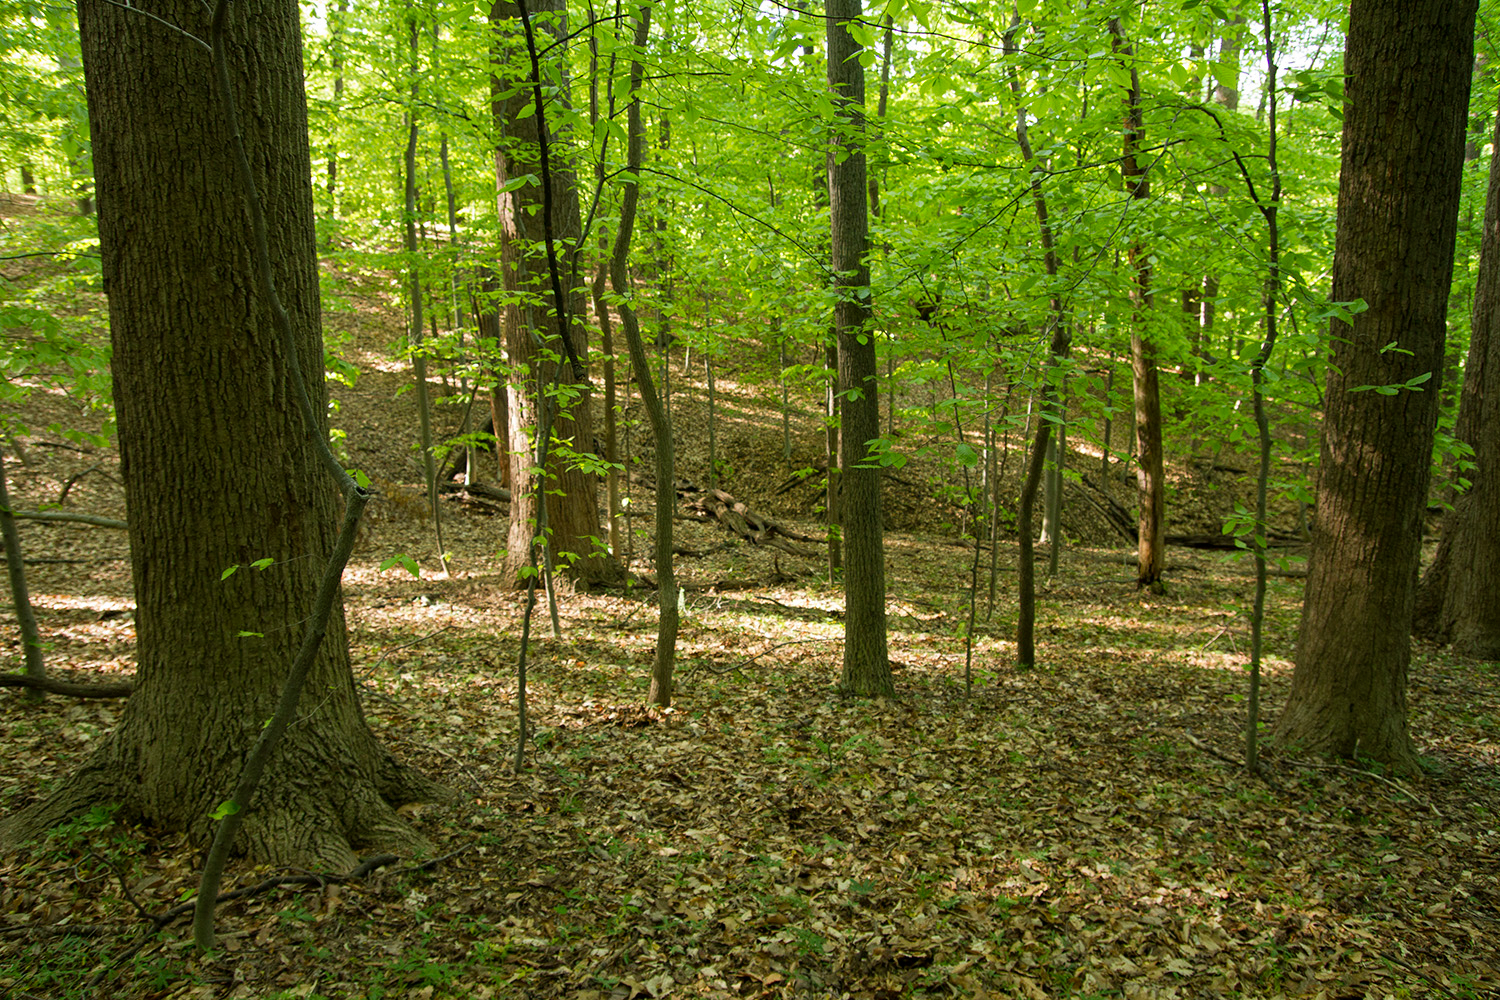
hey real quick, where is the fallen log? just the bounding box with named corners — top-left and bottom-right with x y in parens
top-left (634, 474), bottom-right (825, 558)
top-left (684, 488), bottom-right (822, 558)
top-left (438, 481), bottom-right (510, 504)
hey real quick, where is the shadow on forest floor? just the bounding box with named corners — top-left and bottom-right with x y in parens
top-left (3, 541), bottom-right (1497, 999)
top-left (1, 230), bottom-right (1496, 999)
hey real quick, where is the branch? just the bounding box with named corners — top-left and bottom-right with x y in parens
top-left (7, 509), bottom-right (127, 530)
top-left (1, 672), bottom-right (134, 698)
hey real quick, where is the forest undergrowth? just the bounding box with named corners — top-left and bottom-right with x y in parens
top-left (1, 234), bottom-right (1497, 999)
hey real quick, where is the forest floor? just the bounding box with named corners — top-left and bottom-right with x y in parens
top-left (2, 202), bottom-right (1498, 999)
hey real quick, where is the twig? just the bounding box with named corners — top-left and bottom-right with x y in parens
top-left (1183, 729), bottom-right (1244, 767)
top-left (89, 853), bottom-right (409, 988)
top-left (57, 463), bottom-right (103, 503)
top-left (9, 557), bottom-right (130, 564)
top-left (1183, 730), bottom-right (1282, 790)
top-left (687, 639), bottom-right (826, 675)
top-left (1378, 949), bottom-right (1463, 1000)
top-left (1281, 755), bottom-right (1431, 810)
top-left (89, 848), bottom-right (155, 921)
top-left (1, 672), bottom-right (134, 698)
top-left (361, 624), bottom-right (456, 675)
top-left (386, 734), bottom-right (485, 793)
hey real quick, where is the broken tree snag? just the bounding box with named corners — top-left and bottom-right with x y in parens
top-left (1, 672), bottom-right (135, 698)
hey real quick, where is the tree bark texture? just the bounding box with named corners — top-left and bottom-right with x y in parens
top-left (1414, 94), bottom-right (1500, 659)
top-left (0, 0), bottom-right (438, 867)
top-left (1276, 0), bottom-right (1477, 772)
top-left (828, 0), bottom-right (892, 698)
top-left (1109, 18), bottom-right (1165, 591)
top-left (491, 0), bottom-right (621, 590)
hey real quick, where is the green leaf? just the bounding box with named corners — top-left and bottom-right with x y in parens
top-left (221, 565), bottom-right (239, 581)
top-left (210, 800), bottom-right (240, 821)
top-left (380, 553), bottom-right (421, 577)
top-left (251, 557), bottom-right (274, 571)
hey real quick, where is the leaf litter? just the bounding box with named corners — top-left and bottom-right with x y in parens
top-left (0, 263), bottom-right (1497, 999)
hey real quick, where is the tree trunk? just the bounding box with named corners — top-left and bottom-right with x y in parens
top-left (609, 5), bottom-right (674, 707)
top-left (1275, 0), bottom-right (1477, 773)
top-left (1413, 93), bottom-right (1500, 659)
top-left (1198, 9), bottom-right (1245, 376)
top-left (587, 26), bottom-right (622, 561)
top-left (0, 446), bottom-right (46, 701)
top-left (828, 0), bottom-right (892, 698)
top-left (825, 332), bottom-right (841, 581)
top-left (325, 0), bottom-right (347, 212)
top-left (1110, 18), bottom-right (1166, 591)
top-left (1, 0), bottom-right (440, 868)
top-left (490, 0), bottom-right (622, 590)
top-left (404, 14), bottom-right (447, 577)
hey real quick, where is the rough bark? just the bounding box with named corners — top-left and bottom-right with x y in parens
top-left (1275, 0), bottom-right (1477, 773)
top-left (490, 0), bottom-right (622, 590)
top-left (0, 0), bottom-right (440, 867)
top-left (1413, 94), bottom-right (1500, 659)
top-left (828, 0), bottom-right (892, 698)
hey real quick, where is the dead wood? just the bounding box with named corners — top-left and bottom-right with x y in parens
top-left (1, 672), bottom-right (135, 698)
top-left (438, 481), bottom-right (510, 505)
top-left (10, 509), bottom-right (128, 529)
top-left (678, 483), bottom-right (823, 557)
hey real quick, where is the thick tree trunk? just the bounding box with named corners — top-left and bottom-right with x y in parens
top-left (1414, 95), bottom-right (1500, 659)
top-left (491, 0), bottom-right (622, 590)
top-left (1275, 0), bottom-right (1477, 773)
top-left (1, 0), bottom-right (439, 867)
top-left (828, 0), bottom-right (892, 698)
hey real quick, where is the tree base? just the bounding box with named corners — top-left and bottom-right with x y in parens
top-left (0, 732), bottom-right (448, 869)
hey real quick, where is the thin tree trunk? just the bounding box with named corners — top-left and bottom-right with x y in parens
top-left (587, 13), bottom-right (622, 558)
top-left (1198, 8), bottom-right (1245, 377)
top-left (1238, 0), bottom-right (1282, 774)
top-left (325, 0), bottom-right (347, 212)
top-left (404, 15), bottom-right (448, 576)
top-left (1006, 13), bottom-right (1072, 647)
top-left (1110, 17), bottom-right (1166, 591)
top-left (0, 446), bottom-right (46, 702)
top-left (610, 5), bottom-right (674, 706)
top-left (825, 332), bottom-right (841, 581)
